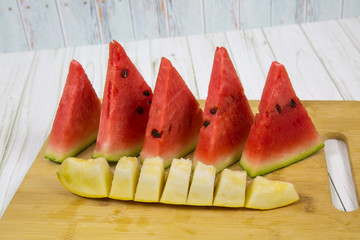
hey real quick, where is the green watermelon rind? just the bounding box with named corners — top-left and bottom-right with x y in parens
top-left (139, 138), bottom-right (198, 168)
top-left (193, 148), bottom-right (244, 174)
top-left (239, 141), bottom-right (324, 178)
top-left (45, 133), bottom-right (98, 164)
top-left (215, 152), bottom-right (242, 173)
top-left (92, 144), bottom-right (143, 162)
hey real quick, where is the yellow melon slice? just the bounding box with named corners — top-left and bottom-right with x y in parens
top-left (57, 157), bottom-right (113, 198)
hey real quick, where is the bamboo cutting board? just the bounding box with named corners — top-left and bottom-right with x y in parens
top-left (0, 101), bottom-right (359, 240)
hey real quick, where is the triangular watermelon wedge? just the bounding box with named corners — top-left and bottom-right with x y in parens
top-left (193, 47), bottom-right (254, 173)
top-left (139, 57), bottom-right (203, 168)
top-left (45, 60), bottom-right (102, 163)
top-left (239, 61), bottom-right (324, 177)
top-left (93, 40), bottom-right (153, 161)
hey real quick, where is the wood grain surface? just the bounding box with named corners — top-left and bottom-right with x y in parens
top-left (0, 101), bottom-right (359, 240)
top-left (1, 0), bottom-right (359, 53)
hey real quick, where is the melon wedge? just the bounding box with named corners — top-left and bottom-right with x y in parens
top-left (93, 40), bottom-right (153, 161)
top-left (187, 161), bottom-right (216, 206)
top-left (245, 176), bottom-right (299, 209)
top-left (109, 156), bottom-right (140, 200)
top-left (57, 157), bottom-right (113, 198)
top-left (193, 47), bottom-right (254, 173)
top-left (160, 158), bottom-right (192, 205)
top-left (45, 60), bottom-right (101, 163)
top-left (134, 157), bottom-right (164, 202)
top-left (139, 57), bottom-right (203, 168)
top-left (240, 61), bottom-right (324, 177)
top-left (213, 169), bottom-right (247, 208)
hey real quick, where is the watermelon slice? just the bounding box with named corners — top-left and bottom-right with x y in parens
top-left (239, 61), bottom-right (324, 177)
top-left (139, 57), bottom-right (203, 168)
top-left (193, 47), bottom-right (254, 172)
top-left (93, 40), bottom-right (153, 161)
top-left (45, 60), bottom-right (102, 163)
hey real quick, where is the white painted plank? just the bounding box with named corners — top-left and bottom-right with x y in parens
top-left (71, 44), bottom-right (108, 98)
top-left (124, 40), bottom-right (153, 89)
top-left (166, 0), bottom-right (203, 37)
top-left (0, 51), bottom-right (34, 177)
top-left (18, 0), bottom-right (64, 50)
top-left (262, 24), bottom-right (343, 100)
top-left (57, 0), bottom-right (102, 47)
top-left (307, 0), bottom-right (341, 22)
top-left (272, 0), bottom-right (306, 25)
top-left (150, 36), bottom-right (199, 98)
top-left (239, 0), bottom-right (271, 29)
top-left (0, 0), bottom-right (28, 53)
top-left (337, 17), bottom-right (360, 50)
top-left (301, 20), bottom-right (360, 100)
top-left (342, 0), bottom-right (360, 18)
top-left (325, 139), bottom-right (358, 212)
top-left (203, 0), bottom-right (239, 33)
top-left (95, 0), bottom-right (134, 44)
top-left (130, 0), bottom-right (169, 40)
top-left (0, 48), bottom-right (74, 218)
top-left (187, 32), bottom-right (231, 99)
top-left (225, 28), bottom-right (275, 100)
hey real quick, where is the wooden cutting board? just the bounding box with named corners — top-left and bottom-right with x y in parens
top-left (0, 101), bottom-right (359, 240)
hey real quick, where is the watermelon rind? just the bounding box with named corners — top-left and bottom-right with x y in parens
top-left (240, 140), bottom-right (324, 177)
top-left (140, 138), bottom-right (198, 168)
top-left (192, 149), bottom-right (243, 174)
top-left (93, 144), bottom-right (143, 162)
top-left (45, 133), bottom-right (98, 163)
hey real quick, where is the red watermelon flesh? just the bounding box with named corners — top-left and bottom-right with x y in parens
top-left (193, 47), bottom-right (254, 173)
top-left (239, 61), bottom-right (324, 177)
top-left (93, 40), bottom-right (153, 161)
top-left (45, 60), bottom-right (102, 163)
top-left (139, 57), bottom-right (203, 168)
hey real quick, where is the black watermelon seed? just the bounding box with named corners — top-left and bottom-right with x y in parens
top-left (276, 104), bottom-right (281, 113)
top-left (210, 107), bottom-right (218, 114)
top-left (203, 120), bottom-right (210, 127)
top-left (143, 90), bottom-right (151, 96)
top-left (136, 106), bottom-right (144, 114)
top-left (152, 129), bottom-right (161, 138)
top-left (148, 101), bottom-right (152, 104)
top-left (121, 69), bottom-right (128, 78)
top-left (290, 99), bottom-right (296, 108)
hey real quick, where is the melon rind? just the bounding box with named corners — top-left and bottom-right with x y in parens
top-left (140, 138), bottom-right (198, 168)
top-left (240, 140), bottom-right (324, 177)
top-left (45, 131), bottom-right (98, 163)
top-left (92, 143), bottom-right (143, 162)
top-left (193, 148), bottom-right (242, 173)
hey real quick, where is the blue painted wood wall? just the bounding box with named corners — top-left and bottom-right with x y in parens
top-left (0, 0), bottom-right (359, 53)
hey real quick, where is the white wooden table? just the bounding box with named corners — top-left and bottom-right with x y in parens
top-left (0, 18), bottom-right (359, 218)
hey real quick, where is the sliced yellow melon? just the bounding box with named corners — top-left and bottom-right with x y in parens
top-left (213, 169), bottom-right (247, 207)
top-left (245, 176), bottom-right (299, 209)
top-left (134, 157), bottom-right (164, 202)
top-left (57, 157), bottom-right (113, 198)
top-left (187, 161), bottom-right (216, 206)
top-left (160, 158), bottom-right (192, 205)
top-left (109, 156), bottom-right (140, 200)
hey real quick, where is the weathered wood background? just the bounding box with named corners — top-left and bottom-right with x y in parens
top-left (1, 0), bottom-right (360, 53)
